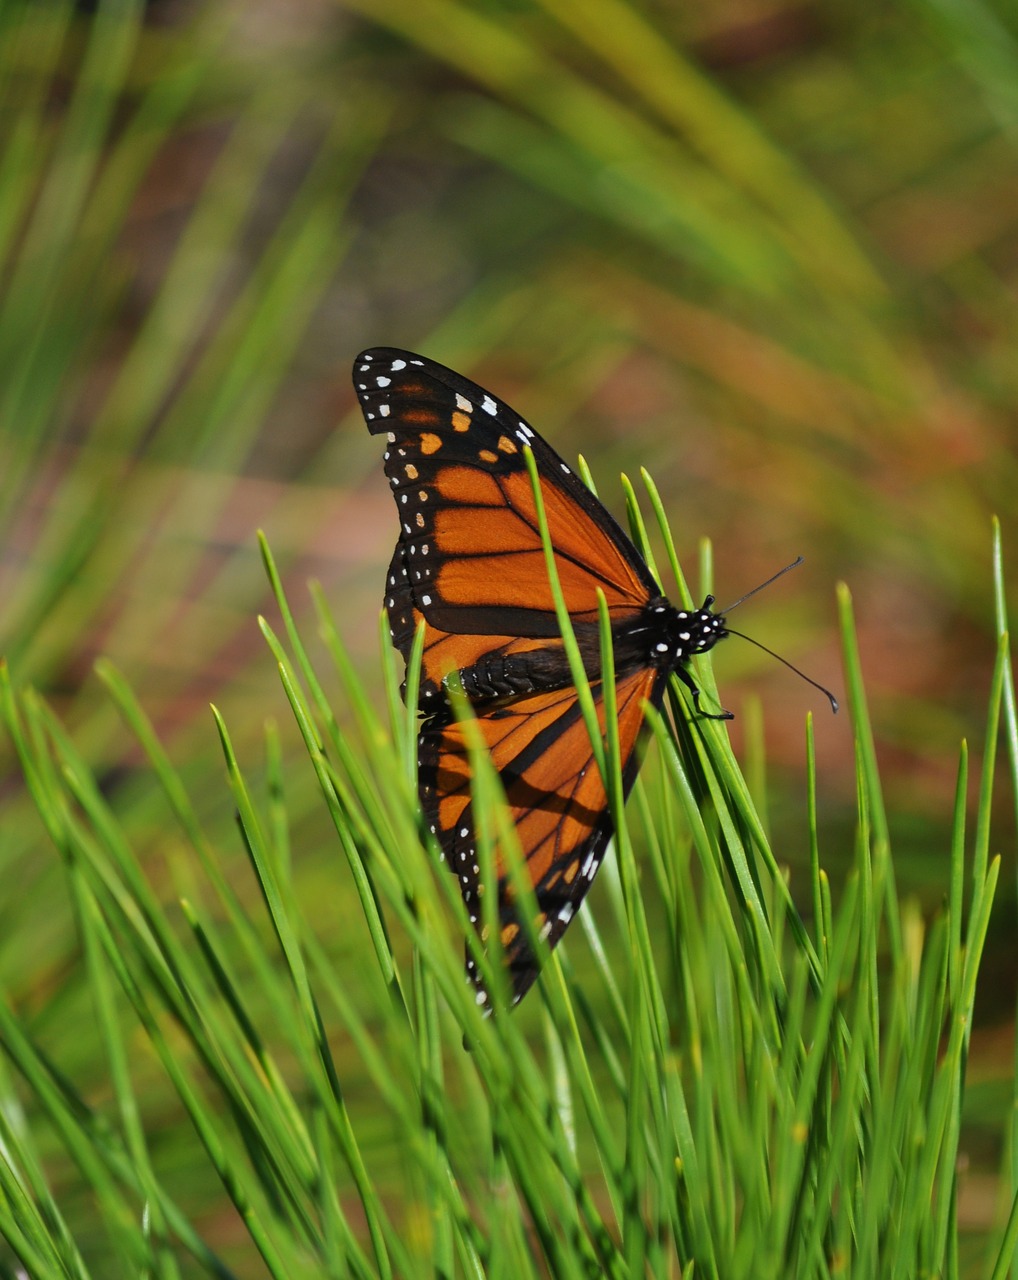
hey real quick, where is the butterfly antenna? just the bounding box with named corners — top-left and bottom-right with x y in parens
top-left (718, 556), bottom-right (804, 614)
top-left (724, 626), bottom-right (839, 713)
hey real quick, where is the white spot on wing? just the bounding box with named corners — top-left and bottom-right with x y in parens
top-left (481, 395), bottom-right (497, 415)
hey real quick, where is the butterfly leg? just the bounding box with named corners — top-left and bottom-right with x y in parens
top-left (675, 665), bottom-right (734, 721)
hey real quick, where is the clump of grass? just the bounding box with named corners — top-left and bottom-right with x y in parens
top-left (0, 497), bottom-right (1013, 1278)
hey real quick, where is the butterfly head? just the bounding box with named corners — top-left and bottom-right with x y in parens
top-left (672, 595), bottom-right (728, 659)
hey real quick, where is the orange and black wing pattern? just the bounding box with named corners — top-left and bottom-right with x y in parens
top-left (355, 347), bottom-right (727, 1007)
top-left (354, 348), bottom-right (659, 705)
top-left (419, 667), bottom-right (663, 1006)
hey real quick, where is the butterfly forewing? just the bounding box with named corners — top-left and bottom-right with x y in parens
top-left (355, 348), bottom-right (658, 698)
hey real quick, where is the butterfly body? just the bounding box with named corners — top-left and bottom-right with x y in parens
top-left (450, 597), bottom-right (723, 701)
top-left (355, 347), bottom-right (727, 1007)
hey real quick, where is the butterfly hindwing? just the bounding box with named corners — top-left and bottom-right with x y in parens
top-left (419, 667), bottom-right (662, 1005)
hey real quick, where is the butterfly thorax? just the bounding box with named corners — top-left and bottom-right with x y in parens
top-left (613, 596), bottom-right (728, 673)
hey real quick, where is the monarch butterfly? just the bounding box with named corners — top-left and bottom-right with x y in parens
top-left (355, 347), bottom-right (822, 1009)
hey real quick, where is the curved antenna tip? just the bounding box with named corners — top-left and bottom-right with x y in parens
top-left (725, 626), bottom-right (839, 714)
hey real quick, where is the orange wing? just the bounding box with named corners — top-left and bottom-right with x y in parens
top-left (355, 348), bottom-right (659, 704)
top-left (419, 667), bottom-right (662, 1006)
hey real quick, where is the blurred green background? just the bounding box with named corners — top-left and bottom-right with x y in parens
top-left (1, 0), bottom-right (1015, 1262)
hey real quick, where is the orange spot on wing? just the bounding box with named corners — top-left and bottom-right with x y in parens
top-left (498, 435), bottom-right (518, 454)
top-left (405, 464), bottom-right (419, 479)
top-left (420, 433), bottom-right (442, 454)
top-left (479, 449), bottom-right (499, 463)
top-left (433, 468), bottom-right (505, 506)
top-left (452, 411), bottom-right (471, 432)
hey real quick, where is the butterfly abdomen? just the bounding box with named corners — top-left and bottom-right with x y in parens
top-left (458, 646), bottom-right (574, 701)
top-left (456, 628), bottom-right (606, 702)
